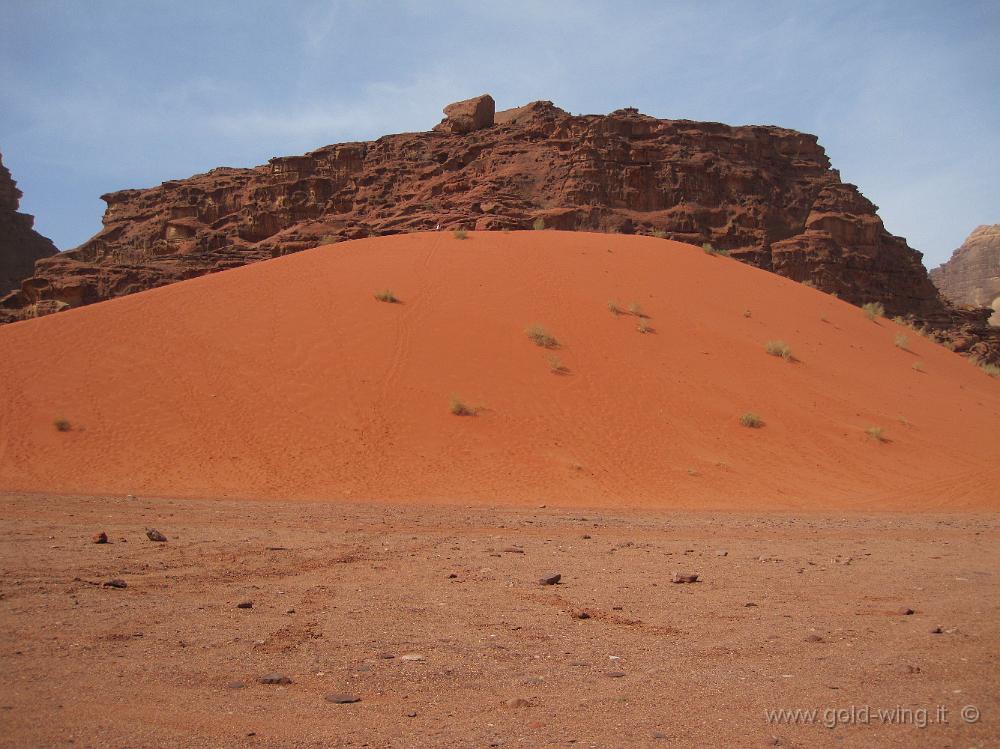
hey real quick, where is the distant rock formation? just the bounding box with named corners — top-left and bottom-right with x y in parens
top-left (931, 225), bottom-right (1000, 326)
top-left (0, 151), bottom-right (57, 299)
top-left (1, 97), bottom-right (996, 361)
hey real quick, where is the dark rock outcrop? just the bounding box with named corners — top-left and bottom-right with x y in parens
top-left (0, 151), bottom-right (57, 298)
top-left (2, 97), bottom-right (995, 360)
top-left (931, 225), bottom-right (1000, 327)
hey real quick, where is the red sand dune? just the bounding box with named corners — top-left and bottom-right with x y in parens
top-left (1, 231), bottom-right (998, 510)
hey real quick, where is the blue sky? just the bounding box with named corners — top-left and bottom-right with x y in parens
top-left (1, 0), bottom-right (997, 268)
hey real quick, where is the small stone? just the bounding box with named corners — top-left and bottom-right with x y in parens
top-left (930, 626), bottom-right (943, 634)
top-left (538, 573), bottom-right (561, 585)
top-left (581, 534), bottom-right (591, 539)
top-left (227, 681), bottom-right (246, 689)
top-left (898, 607), bottom-right (915, 615)
top-left (125, 494), bottom-right (136, 500)
top-left (651, 731), bottom-right (667, 740)
top-left (745, 602), bottom-right (758, 607)
top-left (569, 660), bottom-right (590, 667)
top-left (901, 664), bottom-right (921, 674)
top-left (607, 671), bottom-right (626, 678)
top-left (805, 634), bottom-right (823, 642)
top-left (236, 601), bottom-right (253, 609)
top-left (506, 697), bottom-right (531, 708)
top-left (325, 693), bottom-right (361, 704)
top-left (146, 529), bottom-right (167, 542)
top-left (671, 572), bottom-right (699, 584)
top-left (92, 532), bottom-right (108, 544)
top-left (503, 546), bottom-right (525, 553)
top-left (406, 711), bottom-right (417, 718)
top-left (447, 573), bottom-right (458, 579)
top-left (378, 653), bottom-right (395, 659)
top-left (259, 674), bottom-right (292, 685)
top-left (715, 549), bottom-right (728, 556)
top-left (102, 579), bottom-right (127, 589)
top-left (573, 610), bottom-right (590, 620)
top-left (400, 653), bottom-right (425, 661)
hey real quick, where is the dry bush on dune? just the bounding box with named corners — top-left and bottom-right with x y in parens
top-left (532, 217), bottom-right (545, 230)
top-left (739, 412), bottom-right (764, 428)
top-left (895, 333), bottom-right (908, 349)
top-left (448, 395), bottom-right (476, 416)
top-left (374, 289), bottom-right (399, 303)
top-left (866, 426), bottom-right (886, 442)
top-left (53, 417), bottom-right (71, 432)
top-left (765, 340), bottom-right (793, 360)
top-left (525, 324), bottom-right (559, 349)
top-left (452, 229), bottom-right (468, 240)
top-left (608, 300), bottom-right (622, 316)
top-left (862, 301), bottom-right (885, 321)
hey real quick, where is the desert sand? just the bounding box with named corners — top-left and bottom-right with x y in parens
top-left (0, 231), bottom-right (998, 510)
top-left (0, 494), bottom-right (997, 748)
top-left (1, 231), bottom-right (999, 747)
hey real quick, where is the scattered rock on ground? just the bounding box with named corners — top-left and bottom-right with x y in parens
top-left (899, 607), bottom-right (915, 615)
top-left (538, 572), bottom-right (561, 585)
top-left (506, 697), bottom-right (531, 708)
top-left (325, 693), bottom-right (361, 704)
top-left (92, 531), bottom-right (108, 544)
top-left (102, 579), bottom-right (127, 589)
top-left (259, 674), bottom-right (292, 685)
top-left (146, 529), bottom-right (167, 542)
top-left (671, 572), bottom-right (699, 584)
top-left (227, 681), bottom-right (246, 689)
top-left (236, 601), bottom-right (253, 609)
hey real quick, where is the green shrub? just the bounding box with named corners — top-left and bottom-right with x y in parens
top-left (765, 340), bottom-right (793, 360)
top-left (532, 217), bottom-right (546, 230)
top-left (862, 301), bottom-right (885, 321)
top-left (652, 229), bottom-right (667, 239)
top-left (739, 412), bottom-right (764, 428)
top-left (979, 361), bottom-right (1000, 379)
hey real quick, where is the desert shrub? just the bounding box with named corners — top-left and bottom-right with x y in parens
top-left (374, 289), bottom-right (399, 303)
top-left (628, 302), bottom-right (645, 317)
top-left (547, 354), bottom-right (568, 374)
top-left (801, 279), bottom-right (816, 289)
top-left (54, 417), bottom-right (71, 432)
top-left (702, 242), bottom-right (730, 256)
top-left (743, 308), bottom-right (752, 318)
top-left (862, 301), bottom-right (885, 321)
top-left (532, 217), bottom-right (546, 230)
top-left (608, 300), bottom-right (622, 316)
top-left (912, 361), bottom-right (924, 372)
top-left (449, 395), bottom-right (476, 416)
top-left (739, 412), bottom-right (764, 428)
top-left (865, 426), bottom-right (886, 442)
top-left (979, 362), bottom-right (1000, 379)
top-left (894, 333), bottom-right (908, 349)
top-left (525, 324), bottom-right (559, 349)
top-left (453, 228), bottom-right (468, 240)
top-left (765, 340), bottom-right (793, 360)
top-left (637, 319), bottom-right (652, 334)
top-left (652, 229), bottom-right (667, 239)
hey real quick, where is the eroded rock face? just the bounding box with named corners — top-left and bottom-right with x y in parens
top-left (931, 225), bottom-right (1000, 327)
top-left (2, 98), bottom-right (996, 360)
top-left (0, 151), bottom-right (57, 298)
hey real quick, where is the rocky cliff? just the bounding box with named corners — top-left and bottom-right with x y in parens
top-left (0, 151), bottom-right (57, 299)
top-left (931, 225), bottom-right (1000, 326)
top-left (2, 96), bottom-right (996, 361)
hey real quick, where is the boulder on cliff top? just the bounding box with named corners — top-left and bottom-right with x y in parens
top-left (433, 94), bottom-right (495, 134)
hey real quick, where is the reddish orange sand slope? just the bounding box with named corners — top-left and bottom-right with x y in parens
top-left (1, 231), bottom-right (999, 510)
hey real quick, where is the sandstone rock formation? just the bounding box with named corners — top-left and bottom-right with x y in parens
top-left (931, 225), bottom-right (1000, 326)
top-left (432, 94), bottom-right (495, 134)
top-left (0, 151), bottom-right (57, 298)
top-left (2, 97), bottom-right (996, 361)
